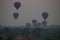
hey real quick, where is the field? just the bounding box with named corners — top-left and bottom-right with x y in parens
top-left (0, 25), bottom-right (60, 40)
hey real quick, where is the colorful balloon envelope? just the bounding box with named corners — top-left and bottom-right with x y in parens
top-left (14, 2), bottom-right (21, 10)
top-left (42, 21), bottom-right (47, 26)
top-left (37, 23), bottom-right (41, 26)
top-left (26, 23), bottom-right (31, 27)
top-left (13, 12), bottom-right (19, 20)
top-left (42, 12), bottom-right (49, 20)
top-left (32, 19), bottom-right (37, 24)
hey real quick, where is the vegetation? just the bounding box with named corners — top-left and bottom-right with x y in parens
top-left (0, 26), bottom-right (60, 40)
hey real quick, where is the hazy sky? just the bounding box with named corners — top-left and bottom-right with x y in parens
top-left (0, 0), bottom-right (60, 26)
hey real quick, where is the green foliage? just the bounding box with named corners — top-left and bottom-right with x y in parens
top-left (0, 26), bottom-right (60, 40)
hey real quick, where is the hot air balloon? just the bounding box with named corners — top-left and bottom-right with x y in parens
top-left (32, 19), bottom-right (37, 24)
top-left (42, 21), bottom-right (47, 26)
top-left (26, 23), bottom-right (31, 27)
top-left (32, 19), bottom-right (38, 27)
top-left (26, 23), bottom-right (31, 29)
top-left (13, 12), bottom-right (19, 20)
top-left (14, 2), bottom-right (21, 10)
top-left (42, 12), bottom-right (49, 20)
top-left (37, 23), bottom-right (41, 27)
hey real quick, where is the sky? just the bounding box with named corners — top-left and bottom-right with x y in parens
top-left (0, 0), bottom-right (60, 26)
